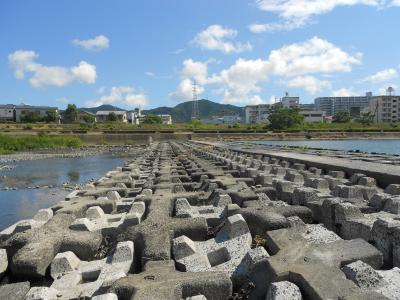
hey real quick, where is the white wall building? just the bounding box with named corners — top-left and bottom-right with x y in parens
top-left (363, 95), bottom-right (400, 123)
top-left (202, 115), bottom-right (242, 124)
top-left (299, 110), bottom-right (325, 123)
top-left (245, 104), bottom-right (271, 124)
top-left (281, 93), bottom-right (300, 108)
top-left (0, 105), bottom-right (15, 122)
top-left (0, 104), bottom-right (58, 122)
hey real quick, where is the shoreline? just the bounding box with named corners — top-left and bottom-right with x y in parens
top-left (0, 145), bottom-right (143, 164)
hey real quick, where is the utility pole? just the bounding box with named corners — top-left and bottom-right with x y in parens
top-left (192, 80), bottom-right (200, 119)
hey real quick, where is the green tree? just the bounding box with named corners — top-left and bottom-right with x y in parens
top-left (333, 111), bottom-right (351, 123)
top-left (64, 104), bottom-right (78, 123)
top-left (357, 112), bottom-right (374, 126)
top-left (21, 112), bottom-right (44, 123)
top-left (44, 110), bottom-right (57, 123)
top-left (190, 118), bottom-right (203, 128)
top-left (142, 114), bottom-right (162, 124)
top-left (268, 107), bottom-right (304, 130)
top-left (83, 114), bottom-right (96, 123)
top-left (108, 112), bottom-right (118, 122)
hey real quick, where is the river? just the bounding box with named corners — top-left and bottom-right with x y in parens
top-left (0, 154), bottom-right (126, 231)
top-left (250, 139), bottom-right (400, 155)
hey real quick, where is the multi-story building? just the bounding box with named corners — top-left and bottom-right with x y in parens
top-left (0, 104), bottom-right (15, 122)
top-left (128, 108), bottom-right (172, 125)
top-left (0, 104), bottom-right (58, 122)
top-left (281, 93), bottom-right (300, 108)
top-left (96, 110), bottom-right (128, 122)
top-left (299, 110), bottom-right (325, 123)
top-left (363, 92), bottom-right (400, 123)
top-left (315, 92), bottom-right (373, 116)
top-left (245, 104), bottom-right (271, 124)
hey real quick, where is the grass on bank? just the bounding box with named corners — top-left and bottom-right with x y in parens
top-left (0, 134), bottom-right (82, 154)
top-left (0, 120), bottom-right (400, 133)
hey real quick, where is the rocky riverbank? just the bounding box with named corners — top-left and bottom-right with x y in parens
top-left (0, 145), bottom-right (145, 164)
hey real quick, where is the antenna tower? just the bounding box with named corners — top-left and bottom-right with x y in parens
top-left (192, 80), bottom-right (200, 119)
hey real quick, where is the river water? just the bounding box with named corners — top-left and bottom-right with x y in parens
top-left (251, 139), bottom-right (400, 155)
top-left (0, 154), bottom-right (126, 231)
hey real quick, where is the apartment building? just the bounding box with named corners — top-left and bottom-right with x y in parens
top-left (364, 95), bottom-right (400, 123)
top-left (315, 92), bottom-right (373, 116)
top-left (245, 104), bottom-right (271, 124)
top-left (0, 104), bottom-right (58, 122)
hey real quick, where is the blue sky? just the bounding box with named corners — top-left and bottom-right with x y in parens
top-left (1, 0), bottom-right (400, 110)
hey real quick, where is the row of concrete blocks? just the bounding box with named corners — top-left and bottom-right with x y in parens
top-left (196, 145), bottom-right (400, 268)
top-left (0, 145), bottom-right (163, 296)
top-left (173, 142), bottom-right (400, 298)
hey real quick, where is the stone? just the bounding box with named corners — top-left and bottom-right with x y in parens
top-left (358, 177), bottom-right (377, 187)
top-left (111, 260), bottom-right (232, 300)
top-left (0, 208), bottom-right (54, 241)
top-left (385, 184), bottom-right (400, 195)
top-left (172, 214), bottom-right (268, 287)
top-left (342, 260), bottom-right (384, 290)
top-left (24, 287), bottom-right (59, 300)
top-left (45, 241), bottom-right (134, 299)
top-left (0, 282), bottom-right (30, 300)
top-left (264, 225), bottom-right (382, 299)
top-left (92, 293), bottom-right (119, 300)
top-left (0, 248), bottom-right (7, 278)
top-left (383, 197), bottom-right (400, 214)
top-left (266, 281), bottom-right (302, 300)
top-left (2, 213), bottom-right (102, 278)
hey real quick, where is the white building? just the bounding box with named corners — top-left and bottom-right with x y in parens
top-left (0, 104), bottom-right (58, 122)
top-left (281, 93), bottom-right (300, 108)
top-left (363, 88), bottom-right (400, 123)
top-left (0, 104), bottom-right (15, 122)
top-left (299, 110), bottom-right (325, 123)
top-left (245, 104), bottom-right (271, 124)
top-left (202, 115), bottom-right (242, 124)
top-left (129, 108), bottom-right (172, 125)
top-left (96, 110), bottom-right (128, 122)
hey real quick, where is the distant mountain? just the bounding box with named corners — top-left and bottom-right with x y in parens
top-left (80, 100), bottom-right (245, 122)
top-left (142, 99), bottom-right (244, 122)
top-left (79, 104), bottom-right (125, 114)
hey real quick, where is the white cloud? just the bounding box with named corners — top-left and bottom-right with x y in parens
top-left (192, 25), bottom-right (252, 54)
top-left (145, 71), bottom-right (156, 77)
top-left (8, 50), bottom-right (97, 88)
top-left (171, 48), bottom-right (185, 54)
top-left (331, 88), bottom-right (358, 96)
top-left (285, 76), bottom-right (331, 94)
top-left (253, 0), bottom-right (384, 32)
top-left (56, 97), bottom-right (69, 104)
top-left (267, 37), bottom-right (362, 77)
top-left (361, 68), bottom-right (398, 82)
top-left (170, 37), bottom-right (361, 104)
top-left (72, 35), bottom-right (110, 51)
top-left (86, 86), bottom-right (149, 108)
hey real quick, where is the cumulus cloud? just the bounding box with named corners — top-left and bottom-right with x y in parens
top-left (252, 0), bottom-right (385, 32)
top-left (192, 25), bottom-right (252, 54)
top-left (331, 88), bottom-right (358, 96)
top-left (86, 86), bottom-right (149, 108)
top-left (285, 76), bottom-right (331, 94)
top-left (171, 37), bottom-right (361, 104)
top-left (72, 35), bottom-right (110, 51)
top-left (361, 68), bottom-right (398, 83)
top-left (8, 50), bottom-right (97, 88)
top-left (267, 37), bottom-right (362, 77)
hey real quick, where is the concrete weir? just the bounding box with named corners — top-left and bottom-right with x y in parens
top-left (1, 141), bottom-right (400, 299)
